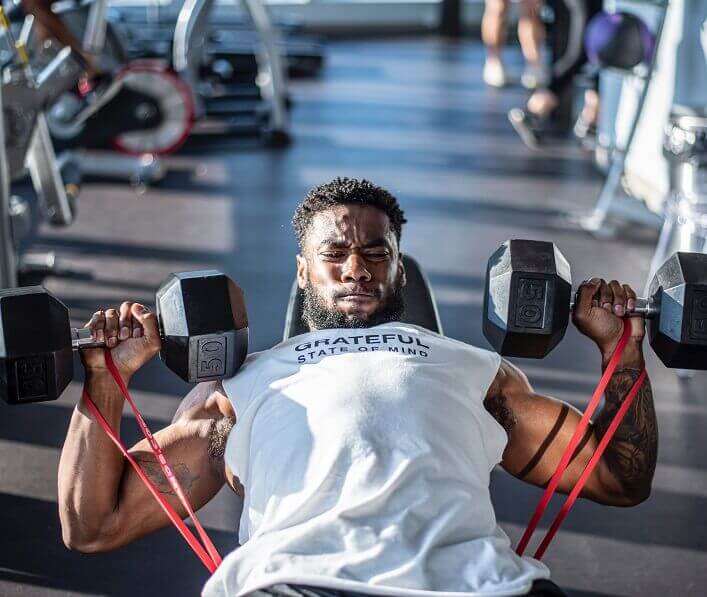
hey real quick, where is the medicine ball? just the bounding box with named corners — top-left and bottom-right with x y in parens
top-left (585, 11), bottom-right (656, 70)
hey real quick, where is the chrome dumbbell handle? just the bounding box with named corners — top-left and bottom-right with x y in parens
top-left (71, 327), bottom-right (164, 350)
top-left (72, 327), bottom-right (108, 350)
top-left (569, 296), bottom-right (659, 318)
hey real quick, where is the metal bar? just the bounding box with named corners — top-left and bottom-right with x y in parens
top-left (18, 14), bottom-right (33, 48)
top-left (73, 325), bottom-right (168, 349)
top-left (72, 327), bottom-right (107, 350)
top-left (173, 0), bottom-right (215, 119)
top-left (0, 81), bottom-right (18, 288)
top-left (569, 296), bottom-right (658, 318)
top-left (241, 0), bottom-right (289, 135)
top-left (26, 115), bottom-right (75, 227)
top-left (71, 150), bottom-right (166, 185)
top-left (83, 0), bottom-right (109, 55)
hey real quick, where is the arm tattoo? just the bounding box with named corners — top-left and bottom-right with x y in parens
top-left (208, 416), bottom-right (235, 460)
top-left (484, 392), bottom-right (516, 433)
top-left (135, 458), bottom-right (198, 496)
top-left (208, 417), bottom-right (244, 497)
top-left (133, 417), bottom-right (235, 498)
top-left (594, 368), bottom-right (658, 502)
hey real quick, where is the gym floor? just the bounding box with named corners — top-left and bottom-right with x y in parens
top-left (1, 38), bottom-right (705, 597)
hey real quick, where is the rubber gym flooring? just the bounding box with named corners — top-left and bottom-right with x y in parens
top-left (1, 38), bottom-right (705, 597)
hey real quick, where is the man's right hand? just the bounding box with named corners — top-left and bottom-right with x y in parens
top-left (80, 302), bottom-right (162, 382)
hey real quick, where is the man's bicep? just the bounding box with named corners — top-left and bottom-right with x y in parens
top-left (501, 392), bottom-right (592, 485)
top-left (492, 361), bottom-right (607, 499)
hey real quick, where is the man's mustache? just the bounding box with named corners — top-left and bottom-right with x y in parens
top-left (334, 287), bottom-right (381, 298)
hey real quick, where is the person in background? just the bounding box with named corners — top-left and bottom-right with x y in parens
top-left (482, 0), bottom-right (547, 89)
top-left (508, 0), bottom-right (603, 149)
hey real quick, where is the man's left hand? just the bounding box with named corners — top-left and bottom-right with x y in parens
top-left (572, 278), bottom-right (646, 364)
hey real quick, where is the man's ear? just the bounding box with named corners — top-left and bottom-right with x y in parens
top-left (296, 254), bottom-right (308, 289)
top-left (398, 253), bottom-right (407, 288)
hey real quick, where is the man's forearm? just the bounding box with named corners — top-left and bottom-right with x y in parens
top-left (58, 371), bottom-right (129, 549)
top-left (594, 344), bottom-right (658, 503)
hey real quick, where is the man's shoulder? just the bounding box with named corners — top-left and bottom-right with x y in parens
top-left (393, 323), bottom-right (500, 360)
top-left (235, 348), bottom-right (272, 372)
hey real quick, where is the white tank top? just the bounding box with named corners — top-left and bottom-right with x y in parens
top-left (202, 323), bottom-right (549, 597)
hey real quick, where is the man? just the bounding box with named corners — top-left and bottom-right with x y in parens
top-left (58, 178), bottom-right (657, 597)
top-left (508, 0), bottom-right (603, 149)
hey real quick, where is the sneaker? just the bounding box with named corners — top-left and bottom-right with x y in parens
top-left (573, 115), bottom-right (598, 150)
top-left (508, 107), bottom-right (543, 149)
top-left (483, 59), bottom-right (507, 88)
top-left (520, 64), bottom-right (548, 90)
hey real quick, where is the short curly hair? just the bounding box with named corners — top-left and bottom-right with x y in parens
top-left (292, 177), bottom-right (407, 249)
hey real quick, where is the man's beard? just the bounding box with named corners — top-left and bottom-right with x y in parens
top-left (302, 280), bottom-right (405, 330)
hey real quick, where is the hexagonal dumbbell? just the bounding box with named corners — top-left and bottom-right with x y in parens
top-left (647, 252), bottom-right (707, 369)
top-left (483, 239), bottom-right (707, 369)
top-left (0, 270), bottom-right (249, 404)
top-left (483, 239), bottom-right (572, 359)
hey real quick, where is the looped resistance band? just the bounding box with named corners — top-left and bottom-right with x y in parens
top-left (82, 350), bottom-right (222, 573)
top-left (516, 319), bottom-right (647, 559)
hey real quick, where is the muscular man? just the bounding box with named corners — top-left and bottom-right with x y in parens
top-left (58, 178), bottom-right (658, 597)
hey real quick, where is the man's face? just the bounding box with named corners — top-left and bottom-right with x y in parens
top-left (296, 204), bottom-right (406, 330)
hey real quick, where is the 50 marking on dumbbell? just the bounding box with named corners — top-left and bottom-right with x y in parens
top-left (483, 239), bottom-right (707, 370)
top-left (0, 271), bottom-right (249, 405)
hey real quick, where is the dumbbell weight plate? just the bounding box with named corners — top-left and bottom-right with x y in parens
top-left (648, 252), bottom-right (707, 369)
top-left (0, 287), bottom-right (74, 404)
top-left (156, 271), bottom-right (249, 383)
top-left (483, 240), bottom-right (572, 358)
top-left (1, 270), bottom-right (249, 404)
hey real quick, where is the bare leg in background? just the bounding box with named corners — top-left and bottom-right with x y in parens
top-left (482, 0), bottom-right (510, 87)
top-left (518, 0), bottom-right (547, 88)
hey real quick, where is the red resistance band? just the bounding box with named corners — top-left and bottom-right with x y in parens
top-left (82, 350), bottom-right (222, 573)
top-left (516, 319), bottom-right (647, 560)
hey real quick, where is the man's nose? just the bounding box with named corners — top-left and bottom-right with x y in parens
top-left (342, 254), bottom-right (372, 283)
